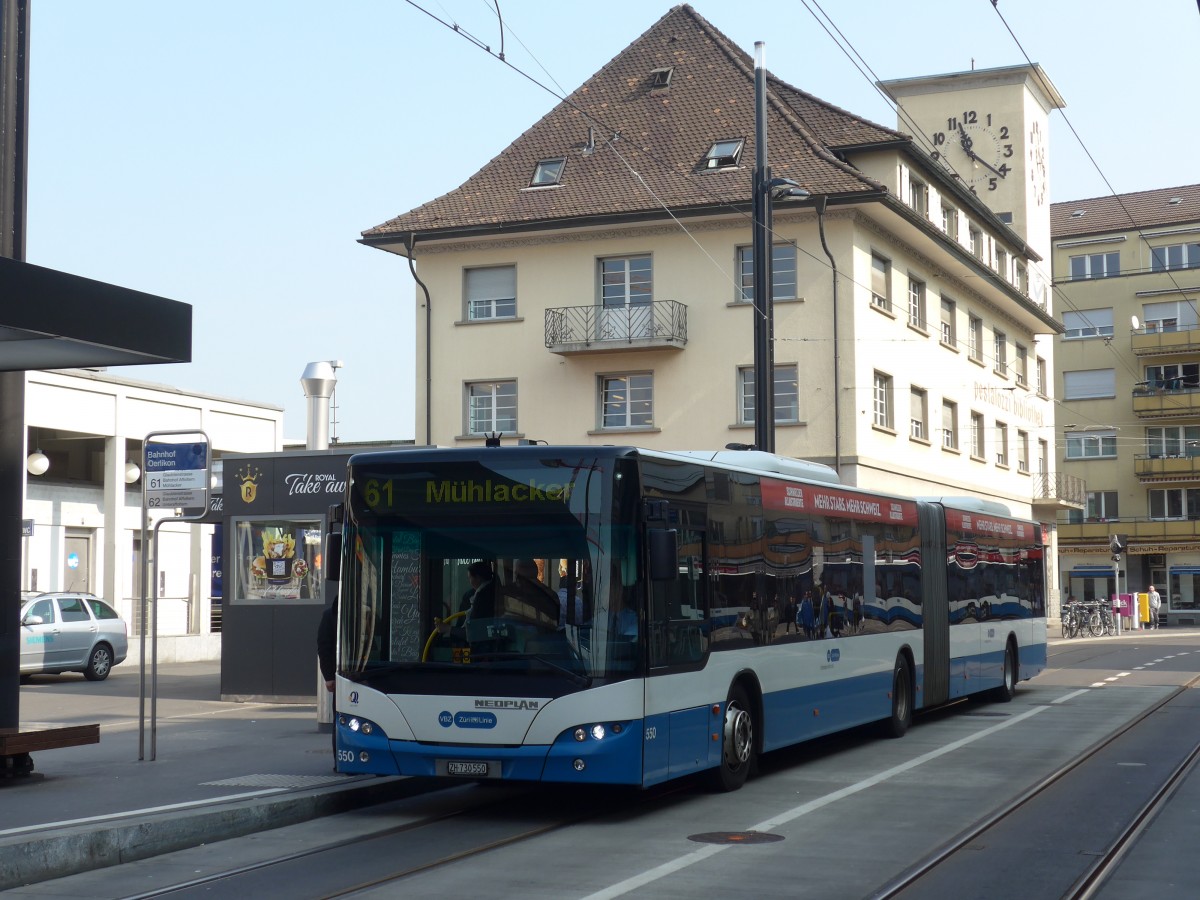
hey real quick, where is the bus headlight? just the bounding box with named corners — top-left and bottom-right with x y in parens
top-left (574, 727), bottom-right (587, 742)
top-left (590, 724), bottom-right (606, 741)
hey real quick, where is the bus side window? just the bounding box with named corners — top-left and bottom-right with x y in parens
top-left (649, 529), bottom-right (708, 667)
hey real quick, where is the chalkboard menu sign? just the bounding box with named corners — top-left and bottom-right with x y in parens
top-left (390, 531), bottom-right (422, 660)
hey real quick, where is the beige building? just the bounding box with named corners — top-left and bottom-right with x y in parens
top-left (1053, 184), bottom-right (1200, 625)
top-left (362, 6), bottom-right (1076, 604)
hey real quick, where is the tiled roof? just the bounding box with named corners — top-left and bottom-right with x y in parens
top-left (362, 4), bottom-right (904, 243)
top-left (1051, 184), bottom-right (1200, 239)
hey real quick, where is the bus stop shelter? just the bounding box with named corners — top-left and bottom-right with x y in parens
top-left (0, 257), bottom-right (192, 778)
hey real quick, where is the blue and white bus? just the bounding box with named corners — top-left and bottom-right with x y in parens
top-left (326, 445), bottom-right (1046, 791)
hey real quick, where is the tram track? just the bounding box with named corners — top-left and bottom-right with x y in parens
top-left (869, 672), bottom-right (1200, 900)
top-left (116, 780), bottom-right (685, 900)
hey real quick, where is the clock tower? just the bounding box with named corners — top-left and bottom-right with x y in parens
top-left (880, 64), bottom-right (1065, 303)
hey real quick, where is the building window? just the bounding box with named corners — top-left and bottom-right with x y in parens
top-left (1015, 261), bottom-right (1028, 295)
top-left (1146, 425), bottom-right (1200, 457)
top-left (704, 139), bottom-right (744, 169)
top-left (873, 371), bottom-right (893, 430)
top-left (1149, 487), bottom-right (1200, 521)
top-left (1038, 439), bottom-right (1048, 473)
top-left (910, 387), bottom-right (928, 441)
top-left (1069, 251), bottom-right (1119, 280)
top-left (1036, 357), bottom-right (1047, 397)
top-left (871, 253), bottom-right (891, 311)
top-left (996, 247), bottom-right (1009, 281)
top-left (1145, 363), bottom-right (1200, 390)
top-left (1017, 430), bottom-right (1029, 472)
top-left (939, 297), bottom-right (956, 347)
top-left (599, 256), bottom-right (653, 339)
top-left (1015, 344), bottom-right (1028, 387)
top-left (993, 329), bottom-right (1008, 376)
top-left (970, 412), bottom-right (985, 458)
top-left (1150, 243), bottom-right (1200, 272)
top-left (1086, 491), bottom-right (1119, 520)
top-left (969, 226), bottom-right (983, 260)
top-left (1066, 430), bottom-right (1117, 459)
top-left (737, 244), bottom-right (797, 303)
top-left (1063, 369), bottom-right (1116, 400)
top-left (995, 421), bottom-right (1009, 467)
top-left (909, 178), bottom-right (928, 217)
top-left (601, 373), bottom-right (653, 429)
top-left (941, 400), bottom-right (958, 450)
top-left (907, 277), bottom-right (927, 330)
top-left (738, 365), bottom-right (799, 424)
top-left (530, 158), bottom-right (566, 187)
top-left (465, 265), bottom-right (517, 320)
top-left (1062, 309), bottom-right (1114, 339)
top-left (1142, 300), bottom-right (1198, 332)
top-left (968, 314), bottom-right (983, 362)
top-left (942, 205), bottom-right (959, 238)
top-left (467, 381), bottom-right (517, 434)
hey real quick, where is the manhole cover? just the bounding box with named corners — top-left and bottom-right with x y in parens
top-left (688, 831), bottom-right (784, 845)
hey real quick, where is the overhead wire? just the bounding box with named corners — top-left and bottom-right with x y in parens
top-left (988, 0), bottom-right (1200, 408)
top-left (405, 0), bottom-right (1043, 380)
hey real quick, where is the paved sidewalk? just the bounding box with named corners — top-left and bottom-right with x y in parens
top-left (0, 661), bottom-right (424, 891)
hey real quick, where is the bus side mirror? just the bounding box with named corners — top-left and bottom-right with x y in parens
top-left (648, 528), bottom-right (678, 581)
top-left (325, 532), bottom-right (342, 583)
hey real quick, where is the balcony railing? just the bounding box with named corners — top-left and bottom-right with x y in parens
top-left (1031, 471), bottom-right (1086, 510)
top-left (545, 300), bottom-right (687, 354)
top-left (1131, 324), bottom-right (1200, 357)
top-left (1135, 452), bottom-right (1200, 481)
top-left (1131, 384), bottom-right (1200, 418)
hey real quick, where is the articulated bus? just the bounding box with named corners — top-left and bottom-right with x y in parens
top-left (325, 445), bottom-right (1046, 791)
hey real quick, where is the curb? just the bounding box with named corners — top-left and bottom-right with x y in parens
top-left (0, 775), bottom-right (434, 890)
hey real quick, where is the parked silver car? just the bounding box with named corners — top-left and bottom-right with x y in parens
top-left (19, 592), bottom-right (129, 681)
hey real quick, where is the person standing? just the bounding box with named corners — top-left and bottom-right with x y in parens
top-left (1148, 584), bottom-right (1161, 629)
top-left (316, 597), bottom-right (338, 767)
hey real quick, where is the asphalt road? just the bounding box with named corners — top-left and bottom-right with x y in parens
top-left (5, 632), bottom-right (1200, 899)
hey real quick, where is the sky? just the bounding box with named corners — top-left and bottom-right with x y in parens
top-left (24, 1), bottom-right (1200, 443)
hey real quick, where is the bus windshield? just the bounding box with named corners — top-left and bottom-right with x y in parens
top-left (339, 453), bottom-right (641, 694)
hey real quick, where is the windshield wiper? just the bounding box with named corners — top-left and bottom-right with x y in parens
top-left (349, 661), bottom-right (454, 681)
top-left (477, 652), bottom-right (592, 687)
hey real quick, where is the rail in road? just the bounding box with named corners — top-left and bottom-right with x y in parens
top-left (9, 636), bottom-right (1200, 899)
top-left (873, 673), bottom-right (1200, 900)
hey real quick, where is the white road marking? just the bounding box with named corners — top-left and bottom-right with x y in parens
top-left (1090, 682), bottom-right (1109, 687)
top-left (580, 706), bottom-right (1049, 900)
top-left (1052, 689), bottom-right (1090, 704)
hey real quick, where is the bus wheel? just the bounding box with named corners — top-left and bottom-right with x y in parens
top-left (884, 655), bottom-right (913, 738)
top-left (991, 642), bottom-right (1017, 703)
top-left (708, 685), bottom-right (755, 792)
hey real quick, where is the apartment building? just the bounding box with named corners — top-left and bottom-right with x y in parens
top-left (1053, 184), bottom-right (1200, 624)
top-left (362, 6), bottom-right (1073, 602)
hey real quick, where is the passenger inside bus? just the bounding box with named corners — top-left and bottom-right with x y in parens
top-left (496, 558), bottom-right (560, 630)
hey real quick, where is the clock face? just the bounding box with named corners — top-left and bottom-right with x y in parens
top-left (930, 110), bottom-right (1015, 194)
top-left (1028, 120), bottom-right (1048, 206)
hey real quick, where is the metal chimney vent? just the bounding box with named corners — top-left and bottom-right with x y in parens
top-left (300, 361), bottom-right (340, 450)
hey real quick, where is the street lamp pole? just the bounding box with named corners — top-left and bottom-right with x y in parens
top-left (752, 41), bottom-right (775, 453)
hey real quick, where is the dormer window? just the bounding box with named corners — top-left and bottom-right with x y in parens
top-left (650, 67), bottom-right (673, 88)
top-left (704, 139), bottom-right (744, 170)
top-left (529, 158), bottom-right (566, 187)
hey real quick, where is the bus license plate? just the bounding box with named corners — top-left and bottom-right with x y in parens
top-left (446, 760), bottom-right (490, 777)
